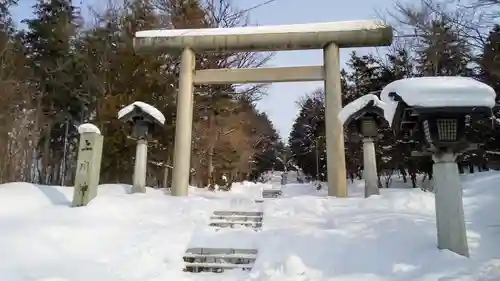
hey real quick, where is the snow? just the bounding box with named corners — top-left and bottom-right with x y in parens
top-left (118, 101), bottom-right (166, 125)
top-left (77, 123), bottom-right (101, 135)
top-left (493, 116), bottom-right (500, 126)
top-left (135, 20), bottom-right (386, 38)
top-left (339, 94), bottom-right (387, 125)
top-left (2, 171), bottom-right (500, 280)
top-left (380, 77), bottom-right (496, 126)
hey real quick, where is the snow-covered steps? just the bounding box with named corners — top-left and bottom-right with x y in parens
top-left (213, 210), bottom-right (263, 217)
top-left (262, 189), bottom-right (282, 198)
top-left (183, 247), bottom-right (257, 273)
top-left (209, 211), bottom-right (264, 230)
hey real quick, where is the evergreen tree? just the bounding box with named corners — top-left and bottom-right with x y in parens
top-left (477, 24), bottom-right (500, 163)
top-left (0, 0), bottom-right (35, 182)
top-left (478, 25), bottom-right (500, 100)
top-left (22, 0), bottom-right (82, 184)
top-left (0, 0), bottom-right (17, 36)
top-left (289, 91), bottom-right (325, 179)
top-left (415, 18), bottom-right (472, 76)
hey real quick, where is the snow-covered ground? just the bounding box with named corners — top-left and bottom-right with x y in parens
top-left (1, 171), bottom-right (500, 281)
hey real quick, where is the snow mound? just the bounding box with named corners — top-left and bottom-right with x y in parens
top-left (135, 20), bottom-right (386, 38)
top-left (339, 94), bottom-right (386, 125)
top-left (380, 77), bottom-right (496, 125)
top-left (1, 171), bottom-right (500, 280)
top-left (77, 123), bottom-right (101, 135)
top-left (118, 101), bottom-right (166, 125)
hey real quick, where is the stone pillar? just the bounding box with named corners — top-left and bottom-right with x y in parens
top-left (132, 139), bottom-right (148, 193)
top-left (171, 47), bottom-right (195, 196)
top-left (323, 43), bottom-right (347, 197)
top-left (162, 154), bottom-right (171, 189)
top-left (72, 129), bottom-right (103, 207)
top-left (433, 152), bottom-right (469, 257)
top-left (362, 137), bottom-right (379, 197)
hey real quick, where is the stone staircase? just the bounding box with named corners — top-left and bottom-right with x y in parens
top-left (183, 210), bottom-right (263, 273)
top-left (183, 187), bottom-right (285, 273)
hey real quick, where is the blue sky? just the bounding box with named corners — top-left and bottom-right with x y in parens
top-left (12, 0), bottom-right (395, 140)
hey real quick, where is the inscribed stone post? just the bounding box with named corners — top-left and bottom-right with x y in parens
top-left (72, 132), bottom-right (104, 207)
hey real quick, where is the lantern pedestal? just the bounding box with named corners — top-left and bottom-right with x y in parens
top-left (360, 117), bottom-right (380, 198)
top-left (132, 139), bottom-right (148, 193)
top-left (362, 137), bottom-right (379, 197)
top-left (432, 152), bottom-right (469, 257)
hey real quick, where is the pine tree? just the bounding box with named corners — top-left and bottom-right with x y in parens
top-left (478, 25), bottom-right (500, 99)
top-left (377, 48), bottom-right (420, 185)
top-left (289, 91), bottom-right (325, 179)
top-left (0, 0), bottom-right (35, 182)
top-left (415, 18), bottom-right (472, 76)
top-left (22, 0), bottom-right (82, 184)
top-left (0, 0), bottom-right (17, 36)
top-left (477, 25), bottom-right (500, 163)
top-left (76, 0), bottom-right (174, 183)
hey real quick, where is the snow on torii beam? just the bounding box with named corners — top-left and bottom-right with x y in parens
top-left (134, 20), bottom-right (392, 52)
top-left (134, 20), bottom-right (393, 197)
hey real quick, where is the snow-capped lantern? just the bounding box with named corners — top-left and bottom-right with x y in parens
top-left (117, 101), bottom-right (165, 139)
top-left (339, 94), bottom-right (387, 199)
top-left (380, 77), bottom-right (495, 153)
top-left (117, 101), bottom-right (166, 194)
top-left (380, 76), bottom-right (497, 258)
top-left (339, 94), bottom-right (386, 140)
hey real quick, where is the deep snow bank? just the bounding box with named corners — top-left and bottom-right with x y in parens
top-left (1, 172), bottom-right (500, 281)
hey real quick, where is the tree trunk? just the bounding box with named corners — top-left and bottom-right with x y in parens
top-left (162, 154), bottom-right (171, 189)
top-left (40, 122), bottom-right (52, 185)
top-left (206, 111), bottom-right (217, 186)
top-left (458, 162), bottom-right (464, 174)
top-left (399, 166), bottom-right (407, 183)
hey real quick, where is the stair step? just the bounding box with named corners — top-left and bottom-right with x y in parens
top-left (262, 189), bottom-right (282, 198)
top-left (213, 211), bottom-right (263, 217)
top-left (183, 262), bottom-right (253, 272)
top-left (210, 215), bottom-right (263, 222)
top-left (183, 248), bottom-right (257, 273)
top-left (185, 247), bottom-right (258, 255)
top-left (183, 256), bottom-right (255, 264)
top-left (209, 221), bottom-right (262, 228)
top-left (210, 220), bottom-right (261, 225)
top-left (184, 253), bottom-right (257, 259)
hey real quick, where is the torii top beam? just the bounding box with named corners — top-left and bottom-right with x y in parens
top-left (133, 20), bottom-right (393, 53)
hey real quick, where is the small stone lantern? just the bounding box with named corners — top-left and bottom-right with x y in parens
top-left (118, 101), bottom-right (165, 193)
top-left (340, 95), bottom-right (385, 198)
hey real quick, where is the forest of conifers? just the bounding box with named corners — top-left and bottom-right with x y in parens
top-left (1, 0), bottom-right (499, 188)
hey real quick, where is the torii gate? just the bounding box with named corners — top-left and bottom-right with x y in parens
top-left (134, 20), bottom-right (393, 197)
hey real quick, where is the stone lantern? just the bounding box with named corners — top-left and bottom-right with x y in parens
top-left (118, 101), bottom-right (165, 193)
top-left (340, 95), bottom-right (385, 198)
